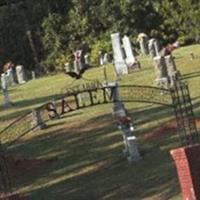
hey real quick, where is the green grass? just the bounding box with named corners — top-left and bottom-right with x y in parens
top-left (1, 44), bottom-right (200, 199)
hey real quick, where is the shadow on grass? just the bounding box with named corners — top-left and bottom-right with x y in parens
top-left (5, 104), bottom-right (181, 200)
top-left (181, 70), bottom-right (200, 80)
top-left (0, 93), bottom-right (63, 121)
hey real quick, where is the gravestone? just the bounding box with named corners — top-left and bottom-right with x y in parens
top-left (165, 55), bottom-right (179, 87)
top-left (31, 109), bottom-right (47, 130)
top-left (16, 65), bottom-right (26, 84)
top-left (99, 51), bottom-right (104, 66)
top-left (31, 71), bottom-right (36, 80)
top-left (84, 53), bottom-right (90, 65)
top-left (103, 53), bottom-right (108, 65)
top-left (1, 74), bottom-right (12, 107)
top-left (6, 68), bottom-right (16, 86)
top-left (73, 50), bottom-right (84, 73)
top-left (148, 38), bottom-right (160, 58)
top-left (122, 35), bottom-right (140, 72)
top-left (153, 56), bottom-right (169, 88)
top-left (111, 33), bottom-right (128, 75)
top-left (1, 73), bottom-right (7, 90)
top-left (64, 62), bottom-right (71, 73)
top-left (138, 33), bottom-right (149, 55)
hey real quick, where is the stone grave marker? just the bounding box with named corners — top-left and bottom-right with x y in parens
top-left (122, 35), bottom-right (141, 71)
top-left (16, 65), bottom-right (26, 84)
top-left (138, 33), bottom-right (149, 55)
top-left (73, 50), bottom-right (84, 73)
top-left (1, 73), bottom-right (12, 107)
top-left (31, 71), bottom-right (36, 80)
top-left (111, 33), bottom-right (128, 75)
top-left (148, 38), bottom-right (160, 58)
top-left (153, 56), bottom-right (169, 88)
top-left (165, 55), bottom-right (179, 87)
top-left (6, 68), bottom-right (16, 86)
top-left (84, 53), bottom-right (90, 66)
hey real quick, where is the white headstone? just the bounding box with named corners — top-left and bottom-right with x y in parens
top-left (3, 89), bottom-right (11, 107)
top-left (148, 38), bottom-right (160, 58)
top-left (1, 74), bottom-right (12, 107)
top-left (6, 68), bottom-right (16, 86)
top-left (140, 38), bottom-right (149, 55)
top-left (1, 73), bottom-right (7, 90)
top-left (31, 71), bottom-right (36, 80)
top-left (84, 53), bottom-right (90, 65)
top-left (122, 35), bottom-right (137, 67)
top-left (103, 53), bottom-right (108, 65)
top-left (111, 33), bottom-right (128, 75)
top-left (137, 33), bottom-right (149, 55)
top-left (16, 65), bottom-right (26, 84)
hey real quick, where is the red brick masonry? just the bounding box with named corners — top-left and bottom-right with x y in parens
top-left (170, 144), bottom-right (200, 200)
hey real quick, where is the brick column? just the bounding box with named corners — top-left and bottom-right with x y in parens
top-left (170, 144), bottom-right (200, 200)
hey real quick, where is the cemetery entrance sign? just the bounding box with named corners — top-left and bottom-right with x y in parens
top-left (44, 81), bottom-right (198, 146)
top-left (0, 81), bottom-right (198, 196)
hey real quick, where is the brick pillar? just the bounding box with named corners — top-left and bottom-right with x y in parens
top-left (170, 144), bottom-right (200, 200)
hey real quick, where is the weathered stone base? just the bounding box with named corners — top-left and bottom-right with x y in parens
top-left (128, 61), bottom-right (141, 73)
top-left (170, 144), bottom-right (200, 200)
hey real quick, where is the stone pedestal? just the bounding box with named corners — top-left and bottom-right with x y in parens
top-left (127, 136), bottom-right (141, 162)
top-left (112, 101), bottom-right (127, 118)
top-left (31, 109), bottom-right (47, 130)
top-left (16, 65), bottom-right (26, 84)
top-left (170, 144), bottom-right (200, 200)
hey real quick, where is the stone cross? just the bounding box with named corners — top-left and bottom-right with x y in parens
top-left (16, 65), bottom-right (26, 84)
top-left (111, 33), bottom-right (128, 75)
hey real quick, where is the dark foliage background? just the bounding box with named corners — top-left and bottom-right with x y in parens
top-left (0, 0), bottom-right (199, 73)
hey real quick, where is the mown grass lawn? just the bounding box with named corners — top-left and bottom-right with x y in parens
top-left (0, 44), bottom-right (200, 199)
